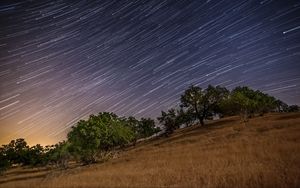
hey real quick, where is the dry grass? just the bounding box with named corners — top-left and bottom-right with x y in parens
top-left (1, 113), bottom-right (300, 188)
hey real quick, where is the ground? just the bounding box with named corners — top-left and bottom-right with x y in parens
top-left (1, 113), bottom-right (300, 188)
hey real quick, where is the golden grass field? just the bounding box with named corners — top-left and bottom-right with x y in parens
top-left (1, 113), bottom-right (300, 188)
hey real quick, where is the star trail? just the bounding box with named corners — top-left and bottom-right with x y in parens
top-left (0, 0), bottom-right (300, 145)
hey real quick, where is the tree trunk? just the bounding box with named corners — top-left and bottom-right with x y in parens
top-left (194, 104), bottom-right (203, 126)
top-left (240, 109), bottom-right (248, 126)
top-left (199, 117), bottom-right (204, 126)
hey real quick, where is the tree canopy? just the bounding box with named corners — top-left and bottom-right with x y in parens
top-left (180, 85), bottom-right (229, 126)
top-left (67, 112), bottom-right (135, 163)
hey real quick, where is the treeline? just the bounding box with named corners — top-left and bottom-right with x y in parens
top-left (1, 85), bottom-right (299, 174)
top-left (0, 112), bottom-right (160, 173)
top-left (158, 85), bottom-right (299, 135)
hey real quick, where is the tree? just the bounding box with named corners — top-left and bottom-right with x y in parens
top-left (275, 100), bottom-right (288, 112)
top-left (180, 85), bottom-right (229, 126)
top-left (253, 90), bottom-right (277, 116)
top-left (67, 119), bottom-right (101, 164)
top-left (175, 107), bottom-right (195, 127)
top-left (124, 116), bottom-right (139, 135)
top-left (136, 118), bottom-right (160, 139)
top-left (1, 138), bottom-right (30, 165)
top-left (227, 86), bottom-right (281, 122)
top-left (180, 85), bottom-right (204, 125)
top-left (46, 141), bottom-right (71, 168)
top-left (0, 138), bottom-right (47, 171)
top-left (206, 85), bottom-right (230, 113)
top-left (229, 87), bottom-right (258, 122)
top-left (67, 112), bottom-right (135, 164)
top-left (23, 144), bottom-right (45, 166)
top-left (157, 108), bottom-right (178, 135)
top-left (288, 105), bottom-right (300, 112)
top-left (0, 147), bottom-right (10, 174)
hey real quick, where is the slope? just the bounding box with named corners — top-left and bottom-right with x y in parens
top-left (1, 113), bottom-right (300, 188)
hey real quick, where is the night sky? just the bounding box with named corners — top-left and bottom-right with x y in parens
top-left (0, 0), bottom-right (300, 146)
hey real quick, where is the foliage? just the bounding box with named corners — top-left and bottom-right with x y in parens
top-left (180, 85), bottom-right (229, 125)
top-left (1, 138), bottom-right (30, 165)
top-left (0, 139), bottom-right (48, 173)
top-left (0, 148), bottom-right (10, 175)
top-left (254, 91), bottom-right (277, 115)
top-left (288, 105), bottom-right (300, 112)
top-left (275, 100), bottom-right (289, 112)
top-left (157, 108), bottom-right (179, 135)
top-left (136, 118), bottom-right (160, 139)
top-left (122, 116), bottom-right (160, 140)
top-left (124, 116), bottom-right (139, 136)
top-left (222, 86), bottom-right (279, 122)
top-left (230, 87), bottom-right (257, 121)
top-left (23, 144), bottom-right (45, 166)
top-left (67, 112), bottom-right (135, 164)
top-left (175, 108), bottom-right (196, 127)
top-left (45, 141), bottom-right (71, 168)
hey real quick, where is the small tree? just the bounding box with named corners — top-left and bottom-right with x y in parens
top-left (0, 148), bottom-right (10, 174)
top-left (253, 91), bottom-right (277, 116)
top-left (46, 141), bottom-right (71, 168)
top-left (124, 116), bottom-right (139, 135)
top-left (67, 119), bottom-right (101, 164)
top-left (136, 118), bottom-right (160, 139)
top-left (23, 144), bottom-right (45, 166)
top-left (230, 89), bottom-right (256, 122)
top-left (180, 85), bottom-right (229, 126)
top-left (1, 138), bottom-right (30, 166)
top-left (288, 105), bottom-right (300, 112)
top-left (275, 100), bottom-right (288, 112)
top-left (157, 108), bottom-right (178, 136)
top-left (176, 107), bottom-right (195, 127)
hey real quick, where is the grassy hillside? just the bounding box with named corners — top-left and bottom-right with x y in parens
top-left (1, 113), bottom-right (300, 188)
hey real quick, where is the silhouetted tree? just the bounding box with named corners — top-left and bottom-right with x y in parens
top-left (275, 100), bottom-right (289, 112)
top-left (288, 105), bottom-right (300, 112)
top-left (180, 85), bottom-right (229, 126)
top-left (1, 138), bottom-right (29, 165)
top-left (124, 116), bottom-right (139, 135)
top-left (157, 108), bottom-right (179, 135)
top-left (175, 107), bottom-right (195, 127)
top-left (0, 147), bottom-right (10, 174)
top-left (23, 144), bottom-right (45, 166)
top-left (253, 91), bottom-right (277, 116)
top-left (136, 118), bottom-right (160, 139)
